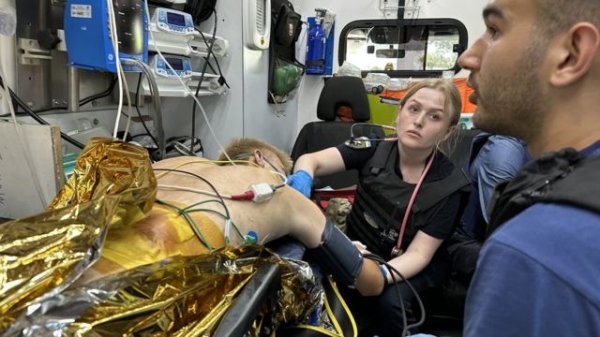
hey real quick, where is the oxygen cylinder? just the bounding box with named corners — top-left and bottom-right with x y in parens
top-left (306, 9), bottom-right (327, 74)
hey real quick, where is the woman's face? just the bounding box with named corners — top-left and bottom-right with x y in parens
top-left (396, 87), bottom-right (454, 152)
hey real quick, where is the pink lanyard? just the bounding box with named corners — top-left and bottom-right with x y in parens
top-left (391, 151), bottom-right (436, 258)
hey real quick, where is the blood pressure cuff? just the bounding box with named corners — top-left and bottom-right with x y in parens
top-left (307, 220), bottom-right (363, 286)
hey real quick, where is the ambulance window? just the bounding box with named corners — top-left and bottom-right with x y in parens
top-left (339, 19), bottom-right (468, 78)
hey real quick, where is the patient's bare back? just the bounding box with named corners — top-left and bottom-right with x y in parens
top-left (82, 156), bottom-right (322, 282)
top-left (152, 157), bottom-right (297, 244)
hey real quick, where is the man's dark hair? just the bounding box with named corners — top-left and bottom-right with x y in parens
top-left (535, 0), bottom-right (600, 38)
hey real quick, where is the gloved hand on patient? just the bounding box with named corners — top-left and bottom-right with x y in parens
top-left (287, 169), bottom-right (313, 198)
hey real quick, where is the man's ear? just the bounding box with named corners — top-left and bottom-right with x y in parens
top-left (550, 23), bottom-right (600, 87)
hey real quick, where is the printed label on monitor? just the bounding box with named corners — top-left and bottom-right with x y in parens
top-left (71, 4), bottom-right (92, 19)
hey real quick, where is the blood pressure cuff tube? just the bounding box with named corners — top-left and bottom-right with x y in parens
top-left (307, 220), bottom-right (364, 286)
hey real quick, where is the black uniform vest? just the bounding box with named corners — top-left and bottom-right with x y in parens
top-left (487, 147), bottom-right (600, 236)
top-left (346, 142), bottom-right (471, 260)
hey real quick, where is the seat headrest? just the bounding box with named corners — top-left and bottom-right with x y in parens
top-left (317, 77), bottom-right (371, 122)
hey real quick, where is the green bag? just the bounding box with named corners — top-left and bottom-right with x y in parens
top-left (273, 57), bottom-right (304, 96)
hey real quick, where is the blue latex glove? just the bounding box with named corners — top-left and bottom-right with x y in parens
top-left (287, 169), bottom-right (313, 198)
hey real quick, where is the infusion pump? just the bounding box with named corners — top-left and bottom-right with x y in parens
top-left (148, 7), bottom-right (195, 55)
top-left (148, 7), bottom-right (228, 57)
top-left (125, 53), bottom-right (225, 97)
top-left (126, 6), bottom-right (228, 97)
top-left (150, 54), bottom-right (193, 78)
top-left (153, 7), bottom-right (195, 35)
top-left (125, 54), bottom-right (195, 97)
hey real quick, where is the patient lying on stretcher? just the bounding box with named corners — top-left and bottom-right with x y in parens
top-left (74, 138), bottom-right (384, 297)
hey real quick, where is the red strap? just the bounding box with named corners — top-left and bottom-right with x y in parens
top-left (395, 151), bottom-right (436, 252)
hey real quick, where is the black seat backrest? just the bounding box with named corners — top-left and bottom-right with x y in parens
top-left (316, 76), bottom-right (371, 121)
top-left (291, 76), bottom-right (385, 190)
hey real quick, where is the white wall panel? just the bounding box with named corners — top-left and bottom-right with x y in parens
top-left (241, 31), bottom-right (299, 153)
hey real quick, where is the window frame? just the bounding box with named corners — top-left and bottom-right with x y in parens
top-left (338, 18), bottom-right (469, 78)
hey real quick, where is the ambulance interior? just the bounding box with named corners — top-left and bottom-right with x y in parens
top-left (0, 0), bottom-right (486, 335)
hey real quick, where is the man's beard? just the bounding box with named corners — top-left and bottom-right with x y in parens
top-left (472, 39), bottom-right (547, 143)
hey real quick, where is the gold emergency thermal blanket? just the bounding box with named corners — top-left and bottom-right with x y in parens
top-left (47, 137), bottom-right (157, 229)
top-left (0, 196), bottom-right (119, 331)
top-left (9, 245), bottom-right (322, 336)
top-left (0, 138), bottom-right (155, 331)
top-left (0, 138), bottom-right (328, 336)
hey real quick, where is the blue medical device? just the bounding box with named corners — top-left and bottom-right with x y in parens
top-left (64, 0), bottom-right (149, 72)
